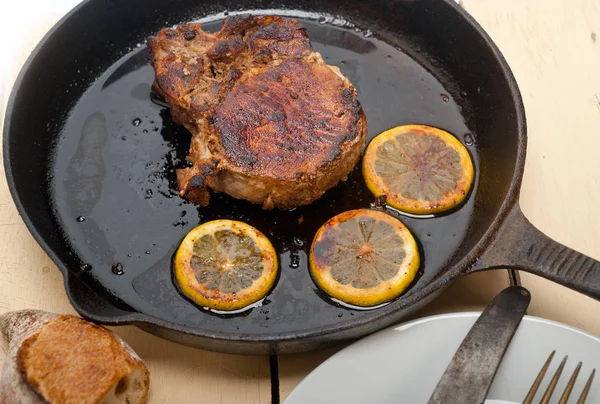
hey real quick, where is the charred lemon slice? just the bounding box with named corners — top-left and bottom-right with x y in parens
top-left (362, 125), bottom-right (474, 215)
top-left (309, 209), bottom-right (420, 307)
top-left (174, 220), bottom-right (278, 311)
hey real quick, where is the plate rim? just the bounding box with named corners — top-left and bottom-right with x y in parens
top-left (285, 312), bottom-right (600, 402)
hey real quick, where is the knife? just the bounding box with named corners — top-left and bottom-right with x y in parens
top-left (428, 285), bottom-right (531, 404)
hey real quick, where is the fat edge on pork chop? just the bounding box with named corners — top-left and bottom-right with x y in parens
top-left (148, 15), bottom-right (367, 210)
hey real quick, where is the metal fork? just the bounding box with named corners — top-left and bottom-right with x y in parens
top-left (523, 351), bottom-right (596, 404)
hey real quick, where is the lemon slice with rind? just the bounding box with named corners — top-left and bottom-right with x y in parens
top-left (174, 220), bottom-right (278, 311)
top-left (363, 124), bottom-right (474, 215)
top-left (309, 209), bottom-right (420, 307)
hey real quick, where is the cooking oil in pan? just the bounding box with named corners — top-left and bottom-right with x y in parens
top-left (49, 15), bottom-right (478, 333)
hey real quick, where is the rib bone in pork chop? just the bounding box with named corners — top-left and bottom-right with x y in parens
top-left (148, 15), bottom-right (367, 209)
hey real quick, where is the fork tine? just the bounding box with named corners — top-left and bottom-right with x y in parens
top-left (576, 369), bottom-right (595, 404)
top-left (558, 361), bottom-right (582, 404)
top-left (523, 351), bottom-right (556, 404)
top-left (540, 355), bottom-right (568, 404)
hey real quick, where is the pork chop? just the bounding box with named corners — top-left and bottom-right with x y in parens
top-left (148, 15), bottom-right (367, 209)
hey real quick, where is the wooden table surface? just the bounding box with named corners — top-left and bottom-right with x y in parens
top-left (1, 0), bottom-right (599, 402)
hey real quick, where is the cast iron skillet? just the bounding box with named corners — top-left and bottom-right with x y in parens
top-left (5, 0), bottom-right (600, 355)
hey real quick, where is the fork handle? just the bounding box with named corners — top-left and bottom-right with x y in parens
top-left (469, 201), bottom-right (600, 300)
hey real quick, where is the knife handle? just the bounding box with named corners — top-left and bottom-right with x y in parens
top-left (428, 286), bottom-right (531, 404)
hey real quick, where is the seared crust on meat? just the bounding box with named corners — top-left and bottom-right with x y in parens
top-left (148, 15), bottom-right (367, 209)
top-left (213, 56), bottom-right (363, 180)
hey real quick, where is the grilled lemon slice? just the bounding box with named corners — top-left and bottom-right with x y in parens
top-left (363, 125), bottom-right (474, 215)
top-left (174, 220), bottom-right (278, 311)
top-left (310, 209), bottom-right (420, 307)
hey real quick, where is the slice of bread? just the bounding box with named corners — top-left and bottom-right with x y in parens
top-left (0, 310), bottom-right (149, 404)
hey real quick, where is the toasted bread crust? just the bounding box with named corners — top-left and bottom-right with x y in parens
top-left (16, 316), bottom-right (149, 404)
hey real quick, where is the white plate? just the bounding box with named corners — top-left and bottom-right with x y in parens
top-left (285, 313), bottom-right (600, 404)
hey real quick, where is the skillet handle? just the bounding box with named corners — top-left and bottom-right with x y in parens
top-left (469, 202), bottom-right (600, 300)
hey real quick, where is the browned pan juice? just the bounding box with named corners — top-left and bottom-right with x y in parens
top-left (49, 16), bottom-right (478, 334)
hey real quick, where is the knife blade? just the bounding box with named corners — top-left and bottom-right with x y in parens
top-left (428, 285), bottom-right (531, 404)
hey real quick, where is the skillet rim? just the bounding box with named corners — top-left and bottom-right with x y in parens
top-left (2, 0), bottom-right (527, 347)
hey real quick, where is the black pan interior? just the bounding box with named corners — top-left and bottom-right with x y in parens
top-left (5, 0), bottom-right (520, 339)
